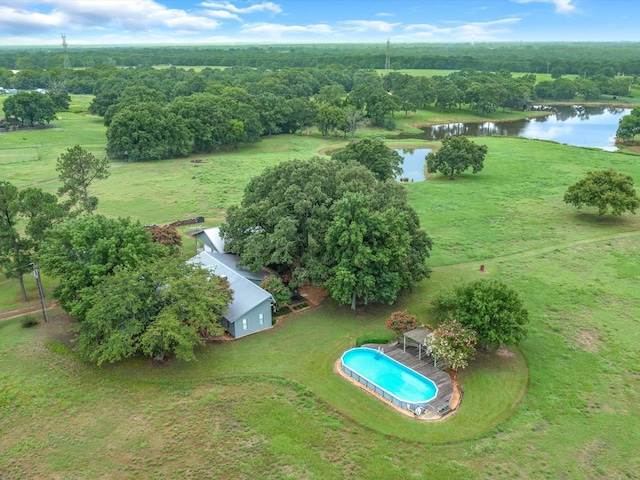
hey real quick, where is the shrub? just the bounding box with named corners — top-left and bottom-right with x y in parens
top-left (148, 225), bottom-right (182, 256)
top-left (274, 306), bottom-right (292, 317)
top-left (355, 334), bottom-right (392, 347)
top-left (20, 314), bottom-right (40, 328)
top-left (386, 310), bottom-right (417, 336)
top-left (426, 318), bottom-right (477, 371)
top-left (260, 275), bottom-right (292, 308)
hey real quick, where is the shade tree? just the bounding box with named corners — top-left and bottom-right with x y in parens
top-left (220, 158), bottom-right (432, 308)
top-left (0, 181), bottom-right (31, 302)
top-left (169, 93), bottom-right (250, 152)
top-left (102, 85), bottom-right (166, 126)
top-left (324, 192), bottom-right (410, 309)
top-left (316, 104), bottom-right (344, 137)
top-left (431, 279), bottom-right (529, 349)
top-left (75, 257), bottom-right (233, 365)
top-left (56, 145), bottom-right (110, 215)
top-left (0, 182), bottom-right (67, 302)
top-left (563, 169), bottom-right (640, 218)
top-left (426, 135), bottom-right (488, 180)
top-left (286, 97), bottom-right (317, 135)
top-left (616, 107), bottom-right (640, 142)
top-left (3, 91), bottom-right (56, 126)
top-left (331, 137), bottom-right (403, 182)
top-left (106, 102), bottom-right (191, 161)
top-left (37, 214), bottom-right (168, 318)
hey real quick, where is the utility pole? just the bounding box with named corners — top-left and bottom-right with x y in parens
top-left (385, 38), bottom-right (391, 70)
top-left (61, 33), bottom-right (70, 69)
top-left (33, 264), bottom-right (48, 323)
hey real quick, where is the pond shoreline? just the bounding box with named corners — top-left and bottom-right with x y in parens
top-left (407, 101), bottom-right (634, 130)
top-left (400, 104), bottom-right (630, 150)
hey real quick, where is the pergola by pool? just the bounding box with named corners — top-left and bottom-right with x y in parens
top-left (402, 328), bottom-right (433, 361)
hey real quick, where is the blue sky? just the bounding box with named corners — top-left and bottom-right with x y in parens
top-left (0, 0), bottom-right (637, 46)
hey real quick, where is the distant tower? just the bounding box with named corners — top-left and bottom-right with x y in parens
top-left (385, 38), bottom-right (391, 70)
top-left (61, 33), bottom-right (70, 69)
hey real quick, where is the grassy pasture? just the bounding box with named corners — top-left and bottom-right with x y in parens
top-left (1, 95), bottom-right (639, 478)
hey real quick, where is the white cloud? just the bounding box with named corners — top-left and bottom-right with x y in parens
top-left (375, 12), bottom-right (395, 17)
top-left (199, 1), bottom-right (281, 14)
top-left (56, 0), bottom-right (221, 31)
top-left (514, 0), bottom-right (577, 14)
top-left (201, 10), bottom-right (241, 21)
top-left (241, 22), bottom-right (332, 36)
top-left (0, 6), bottom-right (64, 34)
top-left (0, 0), bottom-right (222, 41)
top-left (402, 18), bottom-right (521, 42)
top-left (340, 20), bottom-right (400, 33)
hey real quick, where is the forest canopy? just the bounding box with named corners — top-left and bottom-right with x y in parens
top-left (1, 42), bottom-right (640, 75)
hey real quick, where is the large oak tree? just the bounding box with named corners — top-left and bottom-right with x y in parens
top-left (564, 169), bottom-right (640, 218)
top-left (426, 135), bottom-right (488, 180)
top-left (76, 258), bottom-right (232, 365)
top-left (220, 157), bottom-right (432, 308)
top-left (37, 214), bottom-right (167, 318)
top-left (331, 137), bottom-right (403, 182)
top-left (106, 102), bottom-right (191, 161)
top-left (3, 91), bottom-right (56, 127)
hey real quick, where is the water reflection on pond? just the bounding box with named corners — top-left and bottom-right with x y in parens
top-left (418, 106), bottom-right (630, 151)
top-left (395, 148), bottom-right (431, 182)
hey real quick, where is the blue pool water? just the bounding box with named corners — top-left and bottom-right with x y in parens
top-left (341, 347), bottom-right (437, 405)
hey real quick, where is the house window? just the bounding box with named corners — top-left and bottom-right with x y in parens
top-left (242, 318), bottom-right (247, 330)
top-left (259, 313), bottom-right (264, 325)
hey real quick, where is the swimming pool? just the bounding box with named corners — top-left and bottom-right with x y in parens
top-left (341, 347), bottom-right (438, 411)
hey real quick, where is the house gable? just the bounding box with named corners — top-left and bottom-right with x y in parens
top-left (189, 251), bottom-right (274, 338)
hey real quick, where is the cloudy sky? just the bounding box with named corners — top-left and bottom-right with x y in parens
top-left (0, 0), bottom-right (637, 46)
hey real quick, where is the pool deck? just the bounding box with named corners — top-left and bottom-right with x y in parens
top-left (362, 343), bottom-right (454, 414)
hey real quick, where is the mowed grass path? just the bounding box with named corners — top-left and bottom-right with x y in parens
top-left (1, 98), bottom-right (639, 478)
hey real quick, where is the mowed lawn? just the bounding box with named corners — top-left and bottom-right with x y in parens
top-left (1, 97), bottom-right (639, 478)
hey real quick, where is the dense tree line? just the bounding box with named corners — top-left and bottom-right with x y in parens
top-left (3, 60), bottom-right (634, 161)
top-left (1, 42), bottom-right (640, 75)
top-left (80, 65), bottom-right (629, 160)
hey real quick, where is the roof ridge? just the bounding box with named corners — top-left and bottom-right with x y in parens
top-left (194, 251), bottom-right (274, 302)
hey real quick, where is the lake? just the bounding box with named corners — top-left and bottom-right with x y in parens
top-left (417, 106), bottom-right (630, 152)
top-left (395, 147), bottom-right (431, 182)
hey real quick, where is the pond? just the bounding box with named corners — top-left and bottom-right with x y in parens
top-left (395, 147), bottom-right (431, 182)
top-left (417, 106), bottom-right (630, 152)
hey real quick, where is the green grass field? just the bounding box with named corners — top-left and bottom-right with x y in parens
top-left (1, 95), bottom-right (639, 478)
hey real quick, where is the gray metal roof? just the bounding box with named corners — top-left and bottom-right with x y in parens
top-left (208, 252), bottom-right (269, 284)
top-left (189, 252), bottom-right (274, 323)
top-left (202, 227), bottom-right (226, 253)
top-left (403, 328), bottom-right (433, 345)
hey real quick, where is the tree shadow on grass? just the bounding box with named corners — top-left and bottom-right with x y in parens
top-left (569, 212), bottom-right (635, 226)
